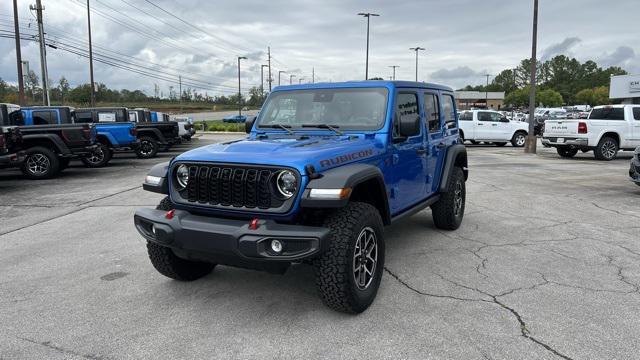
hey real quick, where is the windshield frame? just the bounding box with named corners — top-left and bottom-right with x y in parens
top-left (256, 87), bottom-right (390, 132)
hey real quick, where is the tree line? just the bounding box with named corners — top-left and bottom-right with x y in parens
top-left (0, 72), bottom-right (267, 108)
top-left (458, 55), bottom-right (627, 108)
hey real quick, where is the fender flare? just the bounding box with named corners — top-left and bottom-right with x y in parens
top-left (142, 161), bottom-right (170, 194)
top-left (300, 163), bottom-right (390, 224)
top-left (437, 144), bottom-right (468, 193)
top-left (21, 134), bottom-right (69, 155)
top-left (137, 127), bottom-right (167, 144)
top-left (96, 132), bottom-right (116, 147)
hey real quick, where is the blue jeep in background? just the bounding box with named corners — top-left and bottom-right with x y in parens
top-left (74, 108), bottom-right (140, 167)
top-left (134, 81), bottom-right (468, 313)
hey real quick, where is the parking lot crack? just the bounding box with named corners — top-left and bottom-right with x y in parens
top-left (591, 202), bottom-right (640, 219)
top-left (17, 337), bottom-right (109, 359)
top-left (433, 273), bottom-right (573, 360)
top-left (383, 267), bottom-right (485, 302)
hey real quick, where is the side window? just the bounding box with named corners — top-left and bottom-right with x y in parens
top-left (75, 112), bottom-right (93, 123)
top-left (459, 112), bottom-right (472, 121)
top-left (33, 111), bottom-right (53, 125)
top-left (129, 112), bottom-right (138, 122)
top-left (394, 93), bottom-right (419, 137)
top-left (609, 108), bottom-right (625, 120)
top-left (442, 94), bottom-right (456, 128)
top-left (478, 112), bottom-right (492, 122)
top-left (489, 112), bottom-right (502, 122)
top-left (633, 108), bottom-right (640, 121)
top-left (424, 93), bottom-right (440, 132)
top-left (97, 112), bottom-right (117, 122)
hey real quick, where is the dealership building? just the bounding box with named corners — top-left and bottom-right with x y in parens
top-left (610, 74), bottom-right (640, 104)
top-left (454, 91), bottom-right (505, 110)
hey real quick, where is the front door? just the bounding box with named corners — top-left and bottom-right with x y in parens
top-left (390, 91), bottom-right (427, 213)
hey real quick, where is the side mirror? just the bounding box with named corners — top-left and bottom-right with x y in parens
top-left (399, 114), bottom-right (421, 138)
top-left (245, 116), bottom-right (257, 134)
top-left (500, 117), bottom-right (510, 122)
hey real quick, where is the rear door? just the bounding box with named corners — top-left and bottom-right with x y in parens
top-left (475, 111), bottom-right (495, 139)
top-left (390, 91), bottom-right (427, 213)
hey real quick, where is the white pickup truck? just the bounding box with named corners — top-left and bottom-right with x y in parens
top-left (458, 110), bottom-right (529, 147)
top-left (542, 105), bottom-right (640, 160)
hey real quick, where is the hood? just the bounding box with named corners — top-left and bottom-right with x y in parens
top-left (175, 134), bottom-right (386, 175)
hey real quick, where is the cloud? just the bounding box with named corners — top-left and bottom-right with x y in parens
top-left (598, 46), bottom-right (638, 73)
top-left (541, 37), bottom-right (582, 61)
top-left (431, 66), bottom-right (484, 80)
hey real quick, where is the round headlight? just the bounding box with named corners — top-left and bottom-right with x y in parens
top-left (276, 170), bottom-right (297, 198)
top-left (176, 164), bottom-right (189, 189)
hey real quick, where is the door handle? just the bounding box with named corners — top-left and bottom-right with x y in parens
top-left (436, 142), bottom-right (446, 149)
top-left (416, 147), bottom-right (427, 155)
top-left (478, 123), bottom-right (484, 126)
top-left (492, 124), bottom-right (498, 126)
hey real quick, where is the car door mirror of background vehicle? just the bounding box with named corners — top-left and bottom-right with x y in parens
top-left (245, 116), bottom-right (257, 133)
top-left (399, 114), bottom-right (421, 138)
top-left (500, 117), bottom-right (510, 122)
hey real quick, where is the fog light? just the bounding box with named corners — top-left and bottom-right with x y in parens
top-left (270, 239), bottom-right (283, 253)
top-left (151, 224), bottom-right (157, 236)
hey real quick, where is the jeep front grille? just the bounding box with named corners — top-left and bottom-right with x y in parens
top-left (174, 163), bottom-right (296, 212)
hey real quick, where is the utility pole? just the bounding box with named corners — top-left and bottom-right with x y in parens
top-left (267, 46), bottom-right (272, 91)
top-left (237, 56), bottom-right (247, 117)
top-left (179, 75), bottom-right (182, 111)
top-left (31, 0), bottom-right (50, 105)
top-left (278, 70), bottom-right (286, 86)
top-left (12, 0), bottom-right (25, 105)
top-left (299, 78), bottom-right (305, 84)
top-left (312, 67), bottom-right (315, 83)
top-left (525, 0), bottom-right (539, 154)
top-left (290, 74), bottom-right (295, 85)
top-left (261, 64), bottom-right (268, 96)
top-left (389, 65), bottom-right (399, 81)
top-left (484, 74), bottom-right (491, 108)
top-left (409, 47), bottom-right (425, 82)
top-left (358, 12), bottom-right (379, 80)
top-left (86, 0), bottom-right (96, 107)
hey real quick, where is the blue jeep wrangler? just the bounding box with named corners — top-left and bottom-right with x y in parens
top-left (134, 81), bottom-right (468, 313)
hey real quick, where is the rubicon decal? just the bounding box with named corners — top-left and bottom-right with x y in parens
top-left (320, 149), bottom-right (374, 168)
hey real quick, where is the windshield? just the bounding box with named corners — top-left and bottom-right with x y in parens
top-left (258, 88), bottom-right (389, 131)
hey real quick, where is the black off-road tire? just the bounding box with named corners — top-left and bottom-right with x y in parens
top-left (431, 167), bottom-right (466, 230)
top-left (557, 146), bottom-right (578, 158)
top-left (146, 196), bottom-right (215, 281)
top-left (21, 146), bottom-right (60, 180)
top-left (136, 136), bottom-right (159, 159)
top-left (313, 202), bottom-right (385, 314)
top-left (594, 136), bottom-right (618, 161)
top-left (511, 131), bottom-right (527, 147)
top-left (81, 142), bottom-right (112, 168)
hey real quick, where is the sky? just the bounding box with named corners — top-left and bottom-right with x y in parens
top-left (0, 0), bottom-right (638, 97)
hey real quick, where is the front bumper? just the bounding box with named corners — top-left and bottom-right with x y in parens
top-left (0, 151), bottom-right (26, 166)
top-left (542, 137), bottom-right (589, 147)
top-left (134, 208), bottom-right (330, 268)
top-left (630, 158), bottom-right (640, 184)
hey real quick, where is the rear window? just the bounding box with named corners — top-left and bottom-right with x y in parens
top-left (589, 107), bottom-right (625, 120)
top-left (633, 108), bottom-right (640, 121)
top-left (75, 111), bottom-right (93, 123)
top-left (32, 110), bottom-right (56, 125)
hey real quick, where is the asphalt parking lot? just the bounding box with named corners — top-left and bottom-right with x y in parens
top-left (1, 135), bottom-right (639, 360)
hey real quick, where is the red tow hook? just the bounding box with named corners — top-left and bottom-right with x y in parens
top-left (165, 209), bottom-right (175, 220)
top-left (249, 218), bottom-right (260, 230)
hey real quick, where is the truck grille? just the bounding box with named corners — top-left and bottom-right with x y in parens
top-left (175, 163), bottom-right (295, 212)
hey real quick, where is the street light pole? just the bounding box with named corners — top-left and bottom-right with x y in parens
top-left (298, 78), bottom-right (305, 84)
top-left (409, 47), bottom-right (425, 82)
top-left (260, 64), bottom-right (268, 97)
top-left (484, 74), bottom-right (491, 108)
top-left (86, 0), bottom-right (96, 107)
top-left (525, 0), bottom-right (539, 154)
top-left (358, 12), bottom-right (379, 80)
top-left (290, 74), bottom-right (296, 85)
top-left (12, 0), bottom-right (25, 105)
top-left (278, 70), bottom-right (286, 86)
top-left (237, 56), bottom-right (247, 117)
top-left (389, 65), bottom-right (399, 80)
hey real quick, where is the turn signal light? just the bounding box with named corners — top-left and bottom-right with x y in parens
top-left (165, 209), bottom-right (175, 219)
top-left (249, 218), bottom-right (259, 230)
top-left (578, 122), bottom-right (587, 134)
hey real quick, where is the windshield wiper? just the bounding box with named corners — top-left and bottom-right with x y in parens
top-left (260, 124), bottom-right (294, 135)
top-left (301, 124), bottom-right (343, 135)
